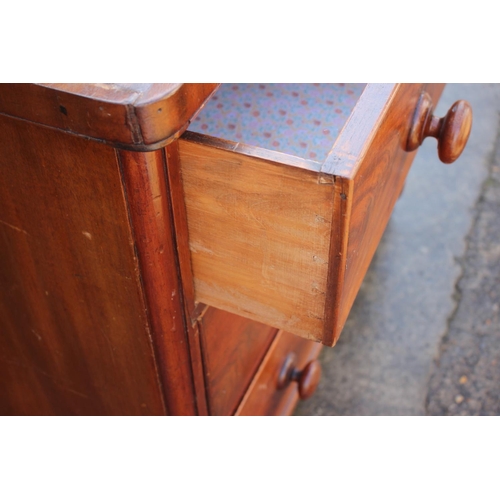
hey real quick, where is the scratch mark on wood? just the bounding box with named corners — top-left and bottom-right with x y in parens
top-left (0, 219), bottom-right (28, 235)
top-left (31, 329), bottom-right (42, 341)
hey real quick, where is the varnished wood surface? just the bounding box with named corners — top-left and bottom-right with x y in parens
top-left (330, 83), bottom-right (445, 344)
top-left (1, 83), bottom-right (455, 415)
top-left (0, 83), bottom-right (219, 151)
top-left (293, 359), bottom-right (321, 400)
top-left (198, 307), bottom-right (277, 416)
top-left (406, 92), bottom-right (472, 164)
top-left (165, 141), bottom-right (209, 414)
top-left (118, 149), bottom-right (199, 415)
top-left (44, 83), bottom-right (182, 105)
top-left (165, 141), bottom-right (204, 321)
top-left (435, 99), bottom-right (472, 163)
top-left (235, 331), bottom-right (322, 416)
top-left (179, 138), bottom-right (336, 341)
top-left (0, 115), bottom-right (165, 415)
top-left (178, 83), bottom-right (448, 346)
top-left (182, 130), bottom-right (322, 173)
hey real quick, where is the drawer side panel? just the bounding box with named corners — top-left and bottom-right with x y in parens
top-left (179, 139), bottom-right (335, 340)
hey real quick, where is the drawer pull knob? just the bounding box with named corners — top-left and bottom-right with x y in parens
top-left (407, 91), bottom-right (472, 164)
top-left (277, 354), bottom-right (321, 400)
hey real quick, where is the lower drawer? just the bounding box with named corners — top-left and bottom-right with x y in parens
top-left (235, 330), bottom-right (322, 416)
top-left (179, 83), bottom-right (448, 345)
top-left (198, 307), bottom-right (277, 416)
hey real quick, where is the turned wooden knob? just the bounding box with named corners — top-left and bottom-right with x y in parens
top-left (277, 354), bottom-right (321, 400)
top-left (406, 92), bottom-right (472, 164)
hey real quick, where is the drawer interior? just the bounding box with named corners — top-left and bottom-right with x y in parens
top-left (189, 83), bottom-right (366, 162)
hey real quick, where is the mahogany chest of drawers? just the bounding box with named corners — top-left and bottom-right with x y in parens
top-left (0, 83), bottom-right (471, 415)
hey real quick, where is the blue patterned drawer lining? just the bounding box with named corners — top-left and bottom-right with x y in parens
top-left (188, 83), bottom-right (366, 162)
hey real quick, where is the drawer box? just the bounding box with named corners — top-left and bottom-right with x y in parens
top-left (179, 84), bottom-right (445, 346)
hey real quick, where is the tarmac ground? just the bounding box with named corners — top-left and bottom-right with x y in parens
top-left (295, 83), bottom-right (500, 416)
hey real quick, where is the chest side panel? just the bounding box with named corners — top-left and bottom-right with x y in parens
top-left (0, 114), bottom-right (165, 415)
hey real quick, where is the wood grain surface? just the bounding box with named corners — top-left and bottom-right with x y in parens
top-left (406, 91), bottom-right (472, 164)
top-left (0, 83), bottom-right (451, 416)
top-left (198, 307), bottom-right (277, 416)
top-left (235, 330), bottom-right (322, 416)
top-left (178, 138), bottom-right (336, 341)
top-left (0, 114), bottom-right (165, 415)
top-left (165, 140), bottom-right (205, 321)
top-left (182, 130), bottom-right (322, 173)
top-left (326, 83), bottom-right (445, 344)
top-left (0, 83), bottom-right (219, 150)
top-left (118, 149), bottom-right (199, 415)
top-left (165, 141), bottom-right (209, 414)
top-left (178, 84), bottom-right (447, 346)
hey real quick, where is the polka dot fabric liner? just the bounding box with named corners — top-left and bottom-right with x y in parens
top-left (189, 83), bottom-right (366, 162)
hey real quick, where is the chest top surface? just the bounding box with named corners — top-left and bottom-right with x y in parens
top-left (0, 83), bottom-right (219, 150)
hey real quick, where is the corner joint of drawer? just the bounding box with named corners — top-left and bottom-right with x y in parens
top-left (318, 173), bottom-right (336, 185)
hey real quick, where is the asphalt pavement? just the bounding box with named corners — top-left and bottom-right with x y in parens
top-left (295, 83), bottom-right (500, 416)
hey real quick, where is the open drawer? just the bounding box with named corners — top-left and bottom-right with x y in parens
top-left (177, 83), bottom-right (471, 346)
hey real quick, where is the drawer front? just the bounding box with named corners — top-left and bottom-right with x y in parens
top-left (235, 331), bottom-right (322, 416)
top-left (179, 84), bottom-right (446, 346)
top-left (198, 307), bottom-right (277, 416)
top-left (322, 83), bottom-right (446, 344)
